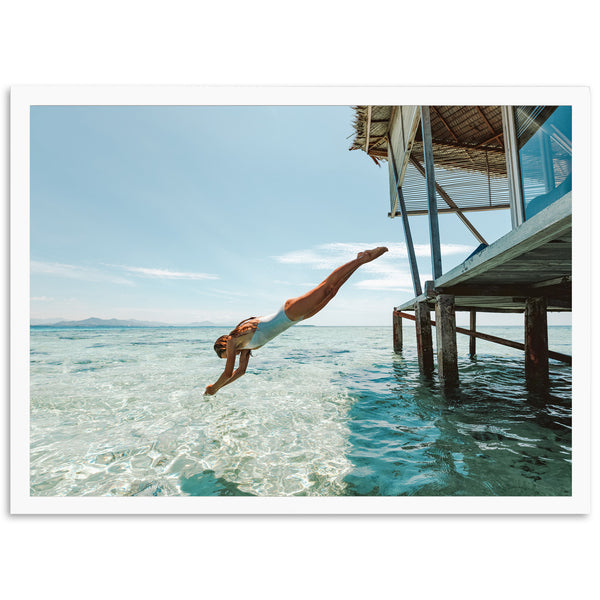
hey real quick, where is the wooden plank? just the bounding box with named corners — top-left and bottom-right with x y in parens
top-left (421, 106), bottom-right (443, 279)
top-left (413, 138), bottom-right (506, 156)
top-left (453, 306), bottom-right (538, 314)
top-left (397, 296), bottom-right (568, 313)
top-left (455, 305), bottom-right (523, 313)
top-left (434, 282), bottom-right (571, 297)
top-left (476, 106), bottom-right (498, 139)
top-left (396, 292), bottom-right (428, 311)
top-left (434, 192), bottom-right (571, 288)
top-left (435, 295), bottom-right (458, 384)
top-left (390, 204), bottom-right (511, 217)
top-left (531, 276), bottom-right (571, 288)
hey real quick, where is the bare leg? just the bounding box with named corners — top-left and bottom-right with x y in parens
top-left (284, 247), bottom-right (388, 321)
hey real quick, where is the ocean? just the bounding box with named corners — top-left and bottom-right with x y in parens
top-left (29, 325), bottom-right (572, 497)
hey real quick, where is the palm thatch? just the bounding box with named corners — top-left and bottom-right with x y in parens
top-left (350, 105), bottom-right (507, 175)
top-left (350, 105), bottom-right (512, 214)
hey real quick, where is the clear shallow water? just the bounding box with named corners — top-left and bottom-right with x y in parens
top-left (30, 326), bottom-right (572, 497)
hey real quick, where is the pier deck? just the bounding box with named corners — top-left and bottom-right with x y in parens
top-left (396, 193), bottom-right (571, 314)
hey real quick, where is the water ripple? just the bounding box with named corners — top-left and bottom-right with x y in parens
top-left (30, 326), bottom-right (572, 497)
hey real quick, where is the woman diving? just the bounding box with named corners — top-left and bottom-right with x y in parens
top-left (204, 247), bottom-right (388, 395)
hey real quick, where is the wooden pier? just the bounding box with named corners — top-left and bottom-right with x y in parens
top-left (351, 104), bottom-right (572, 387)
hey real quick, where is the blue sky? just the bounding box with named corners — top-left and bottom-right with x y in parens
top-left (30, 105), bottom-right (566, 326)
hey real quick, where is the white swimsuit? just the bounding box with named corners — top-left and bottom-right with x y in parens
top-left (243, 305), bottom-right (298, 350)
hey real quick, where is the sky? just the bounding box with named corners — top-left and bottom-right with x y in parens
top-left (30, 105), bottom-right (569, 326)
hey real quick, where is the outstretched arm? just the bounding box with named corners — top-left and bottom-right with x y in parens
top-left (224, 349), bottom-right (251, 387)
top-left (205, 342), bottom-right (251, 396)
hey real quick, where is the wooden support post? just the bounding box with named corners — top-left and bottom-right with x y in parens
top-left (393, 310), bottom-right (403, 354)
top-left (415, 302), bottom-right (434, 374)
top-left (469, 310), bottom-right (476, 358)
top-left (525, 297), bottom-right (549, 383)
top-left (435, 295), bottom-right (458, 385)
top-left (420, 106), bottom-right (443, 279)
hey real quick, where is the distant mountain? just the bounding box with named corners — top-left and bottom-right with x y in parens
top-left (43, 317), bottom-right (170, 328)
top-left (30, 318), bottom-right (66, 326)
top-left (31, 317), bottom-right (233, 328)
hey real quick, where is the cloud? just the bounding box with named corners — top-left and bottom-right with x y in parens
top-left (272, 241), bottom-right (472, 291)
top-left (31, 296), bottom-right (54, 301)
top-left (274, 241), bottom-right (474, 270)
top-left (204, 288), bottom-right (248, 297)
top-left (354, 266), bottom-right (433, 292)
top-left (354, 279), bottom-right (414, 292)
top-left (31, 261), bottom-right (134, 286)
top-left (116, 266), bottom-right (219, 280)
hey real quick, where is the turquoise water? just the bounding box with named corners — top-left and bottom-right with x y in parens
top-left (29, 326), bottom-right (572, 497)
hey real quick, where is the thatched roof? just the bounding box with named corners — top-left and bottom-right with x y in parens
top-left (350, 105), bottom-right (506, 174)
top-left (350, 106), bottom-right (511, 214)
top-left (350, 106), bottom-right (395, 164)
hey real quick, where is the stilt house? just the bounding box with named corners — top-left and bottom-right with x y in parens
top-left (350, 105), bottom-right (572, 385)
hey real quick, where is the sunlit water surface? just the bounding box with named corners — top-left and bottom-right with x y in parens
top-left (30, 326), bottom-right (572, 497)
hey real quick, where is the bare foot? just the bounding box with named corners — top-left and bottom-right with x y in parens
top-left (357, 247), bottom-right (389, 263)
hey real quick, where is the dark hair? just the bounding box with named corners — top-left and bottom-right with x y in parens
top-left (213, 335), bottom-right (229, 358)
top-left (213, 317), bottom-right (258, 358)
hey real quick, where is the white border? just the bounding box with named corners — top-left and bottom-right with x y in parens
top-left (11, 86), bottom-right (591, 514)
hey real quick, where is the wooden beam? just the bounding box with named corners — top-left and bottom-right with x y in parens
top-left (395, 293), bottom-right (543, 313)
top-left (531, 275), bottom-right (571, 288)
top-left (414, 139), bottom-right (506, 155)
top-left (479, 132), bottom-right (504, 147)
top-left (476, 106), bottom-right (496, 135)
top-left (429, 106), bottom-right (504, 151)
top-left (431, 106), bottom-right (460, 142)
top-left (420, 106), bottom-right (443, 279)
top-left (410, 156), bottom-right (488, 245)
top-left (368, 135), bottom-right (388, 152)
top-left (393, 310), bottom-right (571, 364)
top-left (433, 282), bottom-right (571, 298)
top-left (430, 106), bottom-right (478, 169)
top-left (390, 204), bottom-right (511, 217)
top-left (363, 149), bottom-right (387, 158)
top-left (364, 105), bottom-right (372, 153)
top-left (453, 305), bottom-right (567, 314)
top-left (388, 137), bottom-right (422, 297)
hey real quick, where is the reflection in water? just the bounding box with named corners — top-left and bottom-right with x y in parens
top-left (343, 351), bottom-right (571, 496)
top-left (180, 471), bottom-right (255, 496)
